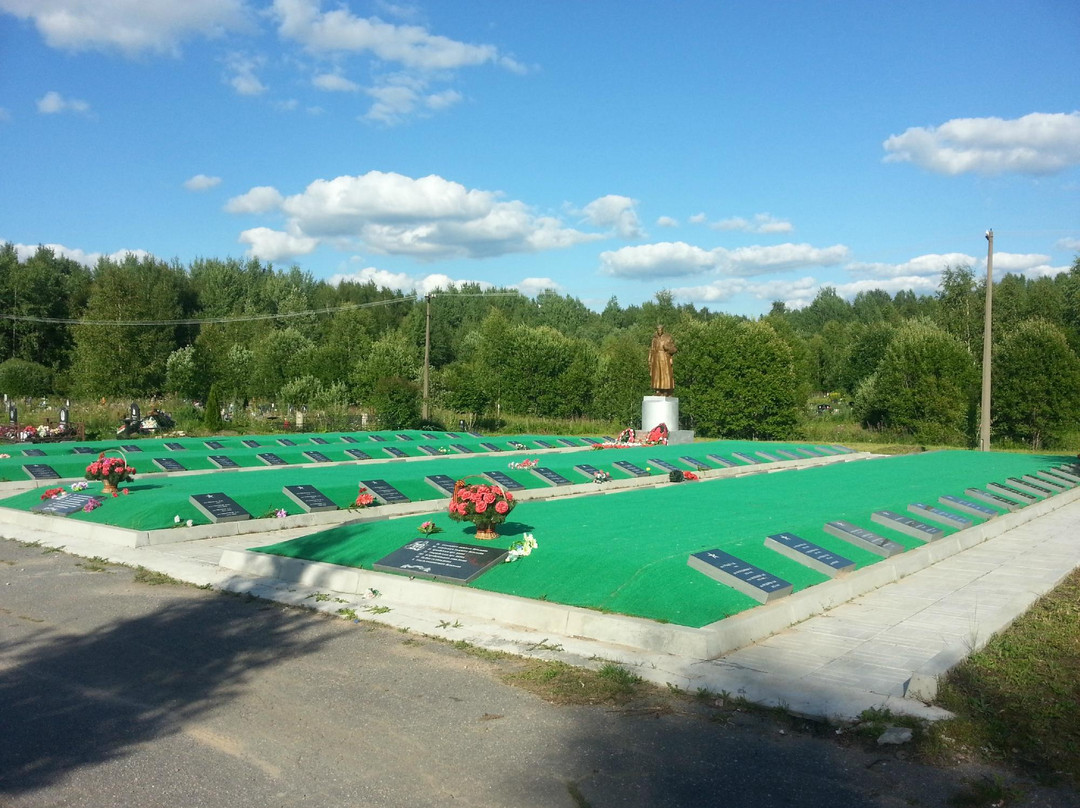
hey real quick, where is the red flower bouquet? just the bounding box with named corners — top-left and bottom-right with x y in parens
top-left (448, 478), bottom-right (516, 540)
top-left (84, 452), bottom-right (136, 493)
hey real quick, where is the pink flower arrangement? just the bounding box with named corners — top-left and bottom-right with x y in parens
top-left (41, 487), bottom-right (65, 500)
top-left (447, 479), bottom-right (516, 529)
top-left (84, 452), bottom-right (136, 486)
top-left (352, 487), bottom-right (376, 508)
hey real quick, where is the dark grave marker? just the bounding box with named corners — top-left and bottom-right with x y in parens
top-left (164, 442), bottom-right (185, 451)
top-left (277, 438), bottom-right (296, 447)
top-left (32, 493), bottom-right (98, 516)
top-left (467, 432), bottom-right (484, 438)
top-left (373, 539), bottom-right (507, 585)
top-left (830, 445), bottom-right (854, 454)
top-left (422, 433), bottom-right (439, 440)
top-left (1006, 477), bottom-right (1051, 497)
top-left (425, 474), bottom-right (458, 497)
top-left (1037, 469), bottom-right (1076, 488)
top-left (479, 442), bottom-right (502, 452)
top-left (242, 439), bottom-right (260, 448)
top-left (557, 438), bottom-right (578, 447)
top-left (706, 454), bottom-right (736, 468)
top-left (418, 445), bottom-right (440, 456)
top-left (345, 449), bottom-right (372, 461)
top-left (581, 437), bottom-right (601, 445)
top-left (72, 446), bottom-right (96, 454)
top-left (530, 466), bottom-right (573, 486)
top-left (445, 433), bottom-right (460, 439)
top-left (679, 456), bottom-right (709, 470)
top-left (732, 452), bottom-right (760, 465)
top-left (687, 549), bottom-right (793, 603)
top-left (482, 470), bottom-right (526, 491)
top-left (573, 463), bottom-right (603, 479)
top-left (340, 435), bottom-right (359, 444)
top-left (939, 495), bottom-right (998, 520)
top-left (1024, 473), bottom-right (1065, 491)
top-left (823, 520), bottom-right (905, 557)
top-left (360, 479), bottom-right (410, 505)
top-left (649, 457), bottom-right (681, 472)
top-left (613, 460), bottom-right (650, 478)
top-left (964, 487), bottom-right (1019, 512)
top-left (871, 510), bottom-right (945, 542)
top-left (22, 448), bottom-right (46, 457)
top-left (796, 447), bottom-right (823, 457)
top-left (764, 532), bottom-right (855, 578)
top-left (208, 455), bottom-right (240, 470)
top-left (775, 449), bottom-right (801, 460)
top-left (204, 440), bottom-right (224, 450)
top-left (283, 484), bottom-right (338, 513)
top-left (396, 434), bottom-right (413, 441)
top-left (24, 464), bottom-right (61, 480)
top-left (534, 439), bottom-right (554, 448)
top-left (310, 437), bottom-right (329, 445)
top-left (987, 482), bottom-right (1037, 503)
top-left (190, 492), bottom-right (250, 523)
top-left (153, 457), bottom-right (187, 472)
top-left (369, 434), bottom-right (386, 442)
top-left (1052, 465), bottom-right (1080, 483)
top-left (303, 450), bottom-right (332, 463)
top-left (450, 444), bottom-right (473, 454)
top-left (257, 452), bottom-right (289, 466)
top-left (382, 446), bottom-right (407, 459)
top-left (121, 444), bottom-right (142, 452)
top-left (755, 451), bottom-right (781, 462)
top-left (908, 503), bottom-right (972, 529)
top-left (814, 446), bottom-right (838, 455)
top-left (508, 441), bottom-right (527, 450)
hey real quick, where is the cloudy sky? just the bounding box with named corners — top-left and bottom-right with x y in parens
top-left (2, 0), bottom-right (1078, 315)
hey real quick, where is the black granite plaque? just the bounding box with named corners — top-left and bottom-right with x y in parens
top-left (32, 492), bottom-right (99, 516)
top-left (687, 549), bottom-right (793, 603)
top-left (72, 446), bottom-right (97, 454)
top-left (557, 438), bottom-right (578, 447)
top-left (1005, 477), bottom-right (1051, 497)
top-left (340, 435), bottom-right (359, 444)
top-left (421, 433), bottom-right (439, 440)
top-left (706, 454), bottom-right (736, 468)
top-left (814, 446), bottom-right (838, 455)
top-left (164, 442), bottom-right (185, 451)
top-left (445, 432), bottom-right (460, 439)
top-left (479, 442), bottom-right (502, 452)
top-left (732, 452), bottom-right (760, 465)
top-left (508, 441), bottom-right (526, 450)
top-left (530, 466), bottom-right (573, 486)
top-left (242, 439), bottom-right (260, 448)
top-left (396, 433), bottom-right (413, 441)
top-left (1052, 465), bottom-right (1080, 483)
top-left (450, 444), bottom-right (473, 454)
top-left (373, 539), bottom-right (507, 584)
top-left (283, 484), bottom-right (338, 513)
top-left (755, 451), bottom-right (781, 462)
top-left (679, 456), bottom-right (710, 470)
top-left (360, 479), bottom-right (410, 505)
top-left (581, 437), bottom-right (601, 445)
top-left (310, 437), bottom-right (329, 445)
top-left (369, 434), bottom-right (386, 442)
top-left (1037, 470), bottom-right (1076, 488)
top-left (613, 460), bottom-right (650, 478)
top-left (121, 444), bottom-right (142, 452)
top-left (648, 458), bottom-right (681, 472)
top-left (467, 431), bottom-right (484, 438)
top-left (425, 474), bottom-right (458, 496)
top-left (830, 445), bottom-right (854, 454)
top-left (775, 449), bottom-right (801, 460)
top-left (277, 437), bottom-right (297, 447)
top-left (190, 492), bottom-right (250, 523)
top-left (964, 487), bottom-right (1019, 512)
top-left (152, 457), bottom-right (187, 472)
top-left (871, 510), bottom-right (945, 542)
top-left (908, 503), bottom-right (972, 529)
top-left (345, 448), bottom-right (372, 461)
top-left (534, 439), bottom-right (554, 448)
top-left (418, 445), bottom-right (440, 456)
top-left (257, 452), bottom-right (289, 466)
top-left (205, 440), bottom-right (224, 450)
top-left (987, 482), bottom-right (1037, 503)
top-left (24, 464), bottom-right (61, 480)
top-left (764, 532), bottom-right (855, 577)
top-left (573, 463), bottom-right (603, 479)
top-left (1023, 473), bottom-right (1065, 491)
top-left (823, 520), bottom-right (905, 557)
top-left (939, 495), bottom-right (998, 519)
top-left (303, 450), bottom-right (332, 463)
top-left (482, 470), bottom-right (526, 491)
top-left (382, 446), bottom-right (407, 458)
top-left (22, 448), bottom-right (46, 457)
top-left (208, 455), bottom-right (240, 469)
top-left (795, 447), bottom-right (823, 457)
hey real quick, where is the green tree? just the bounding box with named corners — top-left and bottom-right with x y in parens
top-left (592, 331), bottom-right (649, 424)
top-left (352, 331), bottom-right (418, 404)
top-left (165, 346), bottom-right (201, 400)
top-left (371, 376), bottom-right (421, 429)
top-left (0, 358), bottom-right (53, 396)
top-left (204, 383), bottom-right (224, 431)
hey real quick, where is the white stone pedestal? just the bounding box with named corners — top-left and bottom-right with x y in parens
top-left (642, 396), bottom-right (679, 434)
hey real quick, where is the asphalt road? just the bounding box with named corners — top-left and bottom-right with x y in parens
top-left (0, 538), bottom-right (1073, 808)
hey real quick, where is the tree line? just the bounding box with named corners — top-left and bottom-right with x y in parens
top-left (2, 243), bottom-right (1080, 448)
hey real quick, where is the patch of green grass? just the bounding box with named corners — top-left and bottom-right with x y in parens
top-left (336, 607), bottom-right (358, 620)
top-left (366, 605), bottom-right (391, 615)
top-left (76, 556), bottom-right (111, 572)
top-left (924, 568), bottom-right (1080, 785)
top-left (504, 660), bottom-right (645, 706)
top-left (450, 640), bottom-right (510, 661)
top-left (132, 567), bottom-right (185, 586)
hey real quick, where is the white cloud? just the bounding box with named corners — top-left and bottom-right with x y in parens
top-left (237, 227), bottom-right (318, 261)
top-left (36, 90), bottom-right (90, 115)
top-left (712, 213), bottom-right (793, 234)
top-left (228, 170), bottom-right (601, 262)
top-left (600, 241), bottom-right (849, 279)
top-left (513, 277), bottom-right (562, 297)
top-left (992, 252), bottom-right (1052, 272)
top-left (884, 111), bottom-right (1080, 176)
top-left (1022, 264), bottom-right (1070, 279)
top-left (225, 186), bottom-right (285, 214)
top-left (834, 276), bottom-right (941, 299)
top-left (328, 265), bottom-right (492, 295)
top-left (656, 216), bottom-right (678, 228)
top-left (688, 212), bottom-right (707, 224)
top-left (425, 88), bottom-right (462, 111)
top-left (313, 72), bottom-right (360, 92)
top-left (671, 277), bottom-right (820, 309)
top-left (224, 53), bottom-right (267, 95)
top-left (1, 0), bottom-right (249, 56)
top-left (9, 241), bottom-right (150, 267)
top-left (726, 243), bottom-right (848, 274)
top-left (581, 195), bottom-right (642, 239)
top-left (1054, 237), bottom-right (1080, 252)
top-left (183, 174), bottom-right (222, 191)
top-left (846, 252), bottom-right (976, 278)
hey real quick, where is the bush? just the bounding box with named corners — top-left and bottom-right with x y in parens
top-left (370, 376), bottom-right (421, 430)
top-left (204, 383), bottom-right (224, 431)
top-left (0, 359), bottom-right (53, 397)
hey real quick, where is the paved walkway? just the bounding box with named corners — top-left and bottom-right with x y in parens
top-left (5, 492), bottom-right (1079, 723)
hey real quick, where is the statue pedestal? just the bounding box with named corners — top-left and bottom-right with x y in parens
top-left (642, 396), bottom-right (694, 445)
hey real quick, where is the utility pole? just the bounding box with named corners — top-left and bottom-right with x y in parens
top-left (979, 229), bottom-right (994, 451)
top-left (421, 294), bottom-right (432, 421)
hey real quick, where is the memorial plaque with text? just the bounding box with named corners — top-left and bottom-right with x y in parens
top-left (764, 532), bottom-right (855, 577)
top-left (706, 454), bottom-right (736, 468)
top-left (581, 437), bottom-right (601, 445)
top-left (24, 464), bottom-right (61, 480)
top-left (533, 440), bottom-right (554, 448)
top-left (208, 455), bottom-right (240, 470)
top-left (257, 452), bottom-right (289, 466)
top-left (939, 495), bottom-right (998, 519)
top-left (164, 442), bottom-right (185, 451)
top-left (425, 474), bottom-right (458, 496)
top-left (482, 470), bottom-right (526, 491)
top-left (508, 441), bottom-right (527, 450)
top-left (679, 456), bottom-right (709, 470)
top-left (830, 445), bottom-right (854, 454)
top-left (755, 451), bottom-right (781, 462)
top-left (22, 448), bottom-right (46, 457)
top-left (422, 433), bottom-right (439, 440)
top-left (418, 445), bottom-right (440, 456)
top-left (1024, 473), bottom-right (1065, 491)
top-left (396, 433), bottom-right (413, 441)
top-left (557, 438), bottom-right (578, 447)
top-left (310, 437), bottom-right (329, 445)
top-left (688, 549), bottom-right (793, 603)
top-left (467, 432), bottom-right (484, 439)
top-left (450, 444), bottom-right (473, 454)
top-left (360, 479), bottom-right (410, 505)
top-left (445, 433), bottom-right (460, 439)
top-left (283, 484), bottom-right (338, 513)
top-left (965, 487), bottom-right (1019, 512)
top-left (613, 460), bottom-right (650, 478)
top-left (190, 492), bottom-right (250, 523)
top-left (340, 435), bottom-right (359, 444)
top-left (1006, 477), bottom-right (1051, 497)
top-left (72, 446), bottom-right (96, 454)
top-left (908, 503), bottom-right (972, 529)
top-left (648, 458), bottom-right (680, 472)
top-left (277, 438), bottom-right (296, 447)
top-left (369, 434), bottom-right (386, 442)
top-left (345, 448), bottom-right (372, 461)
top-left (374, 539), bottom-right (507, 585)
top-left (732, 452), bottom-right (760, 465)
top-left (796, 447), bottom-right (822, 457)
top-left (823, 520), bottom-right (905, 557)
top-left (205, 440), bottom-right (224, 450)
top-left (303, 451), bottom-right (332, 463)
top-left (242, 439), bottom-right (260, 448)
top-left (153, 457), bottom-right (187, 472)
top-left (480, 442), bottom-right (502, 452)
top-left (814, 446), bottom-right (838, 455)
top-left (987, 482), bottom-right (1037, 503)
top-left (573, 463), bottom-right (603, 479)
top-left (32, 493), bottom-right (98, 516)
top-left (872, 510), bottom-right (945, 542)
top-left (530, 466), bottom-right (573, 486)
top-left (1037, 469), bottom-right (1076, 488)
top-left (382, 446), bottom-right (407, 459)
top-left (1052, 465), bottom-right (1080, 483)
top-left (121, 444), bottom-right (142, 452)
top-left (775, 449), bottom-right (800, 460)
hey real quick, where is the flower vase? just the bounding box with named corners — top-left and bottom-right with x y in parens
top-left (474, 522), bottom-right (499, 540)
top-left (102, 480), bottom-right (118, 496)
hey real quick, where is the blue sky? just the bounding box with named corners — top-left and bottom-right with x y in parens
top-left (2, 0), bottom-right (1078, 316)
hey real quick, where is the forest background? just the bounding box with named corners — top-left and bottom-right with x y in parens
top-left (4, 242), bottom-right (1080, 451)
